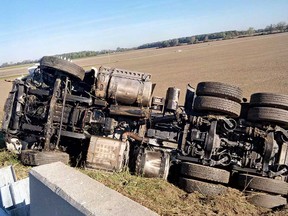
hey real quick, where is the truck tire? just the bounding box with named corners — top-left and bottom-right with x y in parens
top-left (196, 82), bottom-right (243, 103)
top-left (194, 96), bottom-right (241, 117)
top-left (179, 177), bottom-right (228, 195)
top-left (247, 192), bottom-right (287, 209)
top-left (236, 173), bottom-right (288, 195)
top-left (180, 162), bottom-right (230, 184)
top-left (247, 107), bottom-right (288, 126)
top-left (20, 150), bottom-right (69, 166)
top-left (250, 93), bottom-right (288, 110)
top-left (40, 56), bottom-right (85, 80)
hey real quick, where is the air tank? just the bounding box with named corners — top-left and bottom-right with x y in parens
top-left (165, 87), bottom-right (180, 112)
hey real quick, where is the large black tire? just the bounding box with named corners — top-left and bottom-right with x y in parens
top-left (250, 93), bottom-right (288, 110)
top-left (40, 56), bottom-right (85, 80)
top-left (247, 192), bottom-right (287, 209)
top-left (236, 173), bottom-right (288, 195)
top-left (20, 150), bottom-right (69, 166)
top-left (180, 162), bottom-right (230, 184)
top-left (194, 96), bottom-right (241, 117)
top-left (179, 177), bottom-right (228, 195)
top-left (247, 107), bottom-right (288, 126)
top-left (196, 82), bottom-right (243, 103)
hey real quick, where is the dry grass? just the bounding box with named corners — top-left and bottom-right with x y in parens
top-left (0, 138), bottom-right (286, 215)
top-left (82, 169), bottom-right (267, 216)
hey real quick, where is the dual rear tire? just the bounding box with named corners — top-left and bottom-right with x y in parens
top-left (179, 162), bottom-right (230, 195)
top-left (247, 93), bottom-right (288, 127)
top-left (194, 82), bottom-right (243, 117)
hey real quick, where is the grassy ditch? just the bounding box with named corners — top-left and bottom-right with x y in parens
top-left (0, 132), bottom-right (286, 215)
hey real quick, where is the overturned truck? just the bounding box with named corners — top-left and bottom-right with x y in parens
top-left (2, 56), bottom-right (288, 208)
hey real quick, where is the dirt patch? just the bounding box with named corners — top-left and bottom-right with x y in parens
top-left (0, 33), bottom-right (287, 112)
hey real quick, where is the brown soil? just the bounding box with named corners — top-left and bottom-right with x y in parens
top-left (0, 33), bottom-right (288, 215)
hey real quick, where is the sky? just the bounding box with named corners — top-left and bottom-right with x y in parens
top-left (0, 0), bottom-right (287, 64)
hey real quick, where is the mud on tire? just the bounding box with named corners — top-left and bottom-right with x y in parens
top-left (236, 173), bottom-right (288, 195)
top-left (179, 177), bottom-right (228, 195)
top-left (180, 162), bottom-right (230, 184)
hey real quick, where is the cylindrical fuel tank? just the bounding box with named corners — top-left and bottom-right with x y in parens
top-left (165, 87), bottom-right (180, 112)
top-left (95, 67), bottom-right (152, 107)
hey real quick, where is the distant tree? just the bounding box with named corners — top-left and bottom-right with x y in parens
top-left (169, 39), bottom-right (179, 46)
top-left (220, 32), bottom-right (226, 38)
top-left (276, 22), bottom-right (286, 32)
top-left (265, 24), bottom-right (276, 33)
top-left (161, 41), bottom-right (170, 48)
top-left (247, 27), bottom-right (255, 36)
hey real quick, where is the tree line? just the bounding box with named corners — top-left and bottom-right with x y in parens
top-left (1, 21), bottom-right (287, 68)
top-left (138, 22), bottom-right (287, 49)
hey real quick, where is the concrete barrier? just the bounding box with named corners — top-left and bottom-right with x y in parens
top-left (0, 177), bottom-right (30, 216)
top-left (30, 162), bottom-right (158, 216)
top-left (0, 165), bottom-right (16, 188)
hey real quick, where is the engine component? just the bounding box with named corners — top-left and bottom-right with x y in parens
top-left (135, 149), bottom-right (170, 179)
top-left (86, 136), bottom-right (129, 171)
top-left (109, 105), bottom-right (150, 118)
top-left (151, 96), bottom-right (165, 112)
top-left (165, 87), bottom-right (180, 112)
top-left (184, 84), bottom-right (195, 115)
top-left (95, 67), bottom-right (152, 106)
